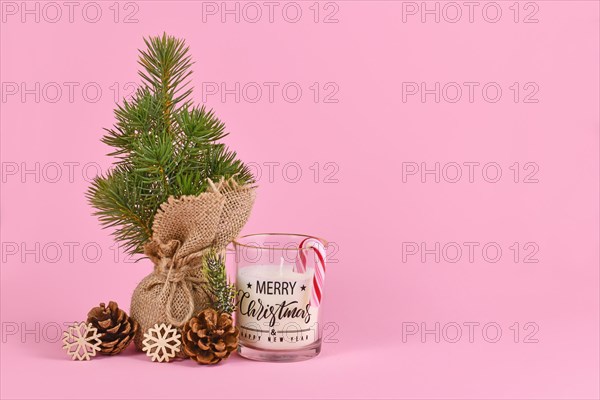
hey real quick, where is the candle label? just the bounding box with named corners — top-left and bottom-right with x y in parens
top-left (236, 269), bottom-right (319, 350)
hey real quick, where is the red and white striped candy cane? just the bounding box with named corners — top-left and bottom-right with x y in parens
top-left (298, 237), bottom-right (327, 307)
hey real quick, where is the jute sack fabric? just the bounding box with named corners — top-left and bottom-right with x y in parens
top-left (130, 178), bottom-right (256, 351)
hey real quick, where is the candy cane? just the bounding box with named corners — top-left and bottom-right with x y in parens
top-left (298, 238), bottom-right (327, 307)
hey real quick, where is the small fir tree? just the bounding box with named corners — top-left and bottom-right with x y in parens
top-left (87, 34), bottom-right (253, 255)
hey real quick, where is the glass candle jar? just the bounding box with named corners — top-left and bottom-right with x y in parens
top-left (233, 233), bottom-right (328, 362)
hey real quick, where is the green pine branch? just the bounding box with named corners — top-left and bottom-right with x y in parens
top-left (87, 33), bottom-right (254, 254)
top-left (202, 251), bottom-right (236, 314)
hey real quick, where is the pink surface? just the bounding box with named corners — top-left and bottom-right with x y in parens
top-left (1, 1), bottom-right (599, 399)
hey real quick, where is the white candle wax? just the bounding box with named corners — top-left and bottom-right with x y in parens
top-left (236, 264), bottom-right (319, 350)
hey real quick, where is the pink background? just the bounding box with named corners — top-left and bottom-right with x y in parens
top-left (1, 1), bottom-right (599, 399)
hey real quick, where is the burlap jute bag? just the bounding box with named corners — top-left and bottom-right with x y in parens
top-left (130, 178), bottom-right (256, 352)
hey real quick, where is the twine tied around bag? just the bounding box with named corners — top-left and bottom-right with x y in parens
top-left (145, 240), bottom-right (208, 326)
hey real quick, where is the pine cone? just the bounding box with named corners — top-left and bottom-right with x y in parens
top-left (86, 301), bottom-right (139, 355)
top-left (182, 308), bottom-right (239, 365)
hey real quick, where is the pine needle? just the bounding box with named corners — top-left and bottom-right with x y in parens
top-left (202, 251), bottom-right (236, 314)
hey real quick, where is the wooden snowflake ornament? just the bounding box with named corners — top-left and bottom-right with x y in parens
top-left (62, 322), bottom-right (102, 361)
top-left (142, 323), bottom-right (182, 362)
